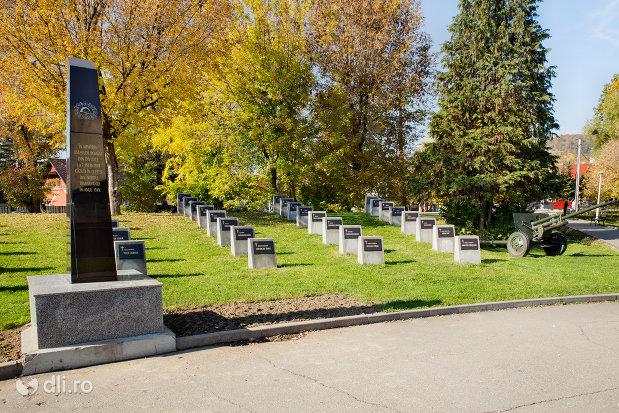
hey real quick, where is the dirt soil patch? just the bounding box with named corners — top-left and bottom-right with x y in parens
top-left (164, 294), bottom-right (380, 337)
top-left (0, 295), bottom-right (380, 362)
top-left (0, 327), bottom-right (22, 363)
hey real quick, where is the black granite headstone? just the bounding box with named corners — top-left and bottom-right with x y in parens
top-left (390, 206), bottom-right (404, 216)
top-left (420, 219), bottom-right (434, 229)
top-left (460, 238), bottom-right (479, 250)
top-left (235, 227), bottom-right (255, 240)
top-left (326, 218), bottom-right (343, 230)
top-left (404, 212), bottom-right (418, 222)
top-left (363, 238), bottom-right (383, 251)
top-left (438, 227), bottom-right (455, 238)
top-left (199, 205), bottom-right (215, 216)
top-left (112, 228), bottom-right (131, 241)
top-left (176, 193), bottom-right (191, 214)
top-left (344, 227), bottom-right (361, 239)
top-left (220, 218), bottom-right (238, 231)
top-left (298, 207), bottom-right (312, 217)
top-left (118, 242), bottom-right (145, 260)
top-left (253, 240), bottom-right (275, 255)
top-left (66, 57), bottom-right (117, 283)
top-left (210, 211), bottom-right (226, 222)
top-left (182, 197), bottom-right (198, 212)
top-left (311, 212), bottom-right (326, 222)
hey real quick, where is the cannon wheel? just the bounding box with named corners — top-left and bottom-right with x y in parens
top-left (507, 231), bottom-right (531, 257)
top-left (542, 231), bottom-right (568, 256)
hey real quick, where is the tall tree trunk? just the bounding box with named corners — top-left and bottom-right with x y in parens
top-left (478, 197), bottom-right (487, 230)
top-left (103, 137), bottom-right (121, 215)
top-left (270, 167), bottom-right (278, 193)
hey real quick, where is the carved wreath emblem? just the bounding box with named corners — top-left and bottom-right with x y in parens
top-left (74, 101), bottom-right (98, 120)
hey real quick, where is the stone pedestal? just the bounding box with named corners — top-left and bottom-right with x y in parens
top-left (364, 195), bottom-right (378, 214)
top-left (401, 211), bottom-right (419, 236)
top-left (189, 201), bottom-right (206, 222)
top-left (114, 240), bottom-right (147, 275)
top-left (454, 236), bottom-right (482, 264)
top-left (378, 201), bottom-right (394, 222)
top-left (308, 211), bottom-right (326, 234)
top-left (182, 197), bottom-right (198, 218)
top-left (216, 217), bottom-right (239, 247)
top-left (287, 202), bottom-right (303, 222)
top-left (176, 193), bottom-right (191, 215)
top-left (370, 199), bottom-right (383, 217)
top-left (272, 195), bottom-right (286, 215)
top-left (416, 217), bottom-right (436, 243)
top-left (339, 225), bottom-right (362, 255)
top-left (21, 270), bottom-right (175, 375)
top-left (432, 225), bottom-right (455, 253)
top-left (279, 198), bottom-right (293, 217)
top-left (230, 226), bottom-right (254, 256)
top-left (322, 217), bottom-right (343, 245)
top-left (296, 206), bottom-right (313, 227)
top-left (248, 238), bottom-right (277, 269)
top-left (358, 236), bottom-right (385, 265)
top-left (206, 210), bottom-right (226, 236)
top-left (388, 206), bottom-right (404, 226)
top-left (197, 205), bottom-right (215, 228)
top-left (112, 227), bottom-right (131, 241)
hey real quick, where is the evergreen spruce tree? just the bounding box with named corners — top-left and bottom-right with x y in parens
top-left (427, 0), bottom-right (559, 229)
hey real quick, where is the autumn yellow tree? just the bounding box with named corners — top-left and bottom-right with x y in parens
top-left (306, 0), bottom-right (432, 207)
top-left (583, 139), bottom-right (619, 200)
top-left (0, 0), bottom-right (232, 213)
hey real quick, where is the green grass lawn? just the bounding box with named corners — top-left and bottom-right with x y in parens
top-left (1, 211), bottom-right (617, 330)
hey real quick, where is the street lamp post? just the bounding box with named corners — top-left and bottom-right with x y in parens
top-left (595, 171), bottom-right (603, 223)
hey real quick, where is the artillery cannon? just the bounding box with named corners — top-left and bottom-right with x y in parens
top-left (505, 199), bottom-right (618, 257)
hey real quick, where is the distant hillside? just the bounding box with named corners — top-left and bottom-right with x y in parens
top-left (548, 134), bottom-right (594, 168)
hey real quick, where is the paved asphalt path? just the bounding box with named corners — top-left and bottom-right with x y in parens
top-left (1, 302), bottom-right (618, 412)
top-left (567, 218), bottom-right (619, 249)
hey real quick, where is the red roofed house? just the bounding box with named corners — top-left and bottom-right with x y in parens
top-left (44, 158), bottom-right (67, 207)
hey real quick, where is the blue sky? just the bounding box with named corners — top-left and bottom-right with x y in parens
top-left (421, 0), bottom-right (619, 136)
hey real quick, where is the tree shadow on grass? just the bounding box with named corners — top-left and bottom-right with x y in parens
top-left (0, 285), bottom-right (28, 292)
top-left (1, 267), bottom-right (55, 274)
top-left (384, 249), bottom-right (395, 253)
top-left (569, 252), bottom-right (615, 257)
top-left (236, 211), bottom-right (291, 227)
top-left (482, 258), bottom-right (507, 264)
top-left (380, 299), bottom-right (443, 312)
top-left (384, 260), bottom-right (414, 265)
top-left (0, 251), bottom-right (35, 256)
top-left (278, 263), bottom-right (312, 268)
top-left (339, 214), bottom-right (390, 228)
top-left (151, 273), bottom-right (204, 279)
top-left (148, 258), bottom-right (185, 263)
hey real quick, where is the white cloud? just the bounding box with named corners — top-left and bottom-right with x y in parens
top-left (589, 0), bottom-right (619, 47)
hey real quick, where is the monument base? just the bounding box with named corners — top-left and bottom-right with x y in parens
top-left (21, 270), bottom-right (176, 375)
top-left (21, 326), bottom-right (176, 376)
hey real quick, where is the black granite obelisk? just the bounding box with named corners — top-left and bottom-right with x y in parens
top-left (66, 57), bottom-right (117, 283)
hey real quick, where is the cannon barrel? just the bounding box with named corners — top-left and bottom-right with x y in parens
top-left (531, 199), bottom-right (618, 227)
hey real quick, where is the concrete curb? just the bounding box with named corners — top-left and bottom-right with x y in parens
top-left (1, 294), bottom-right (616, 379)
top-left (176, 293), bottom-right (618, 351)
top-left (0, 360), bottom-right (22, 381)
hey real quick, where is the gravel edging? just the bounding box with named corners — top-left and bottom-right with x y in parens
top-left (176, 293), bottom-right (618, 350)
